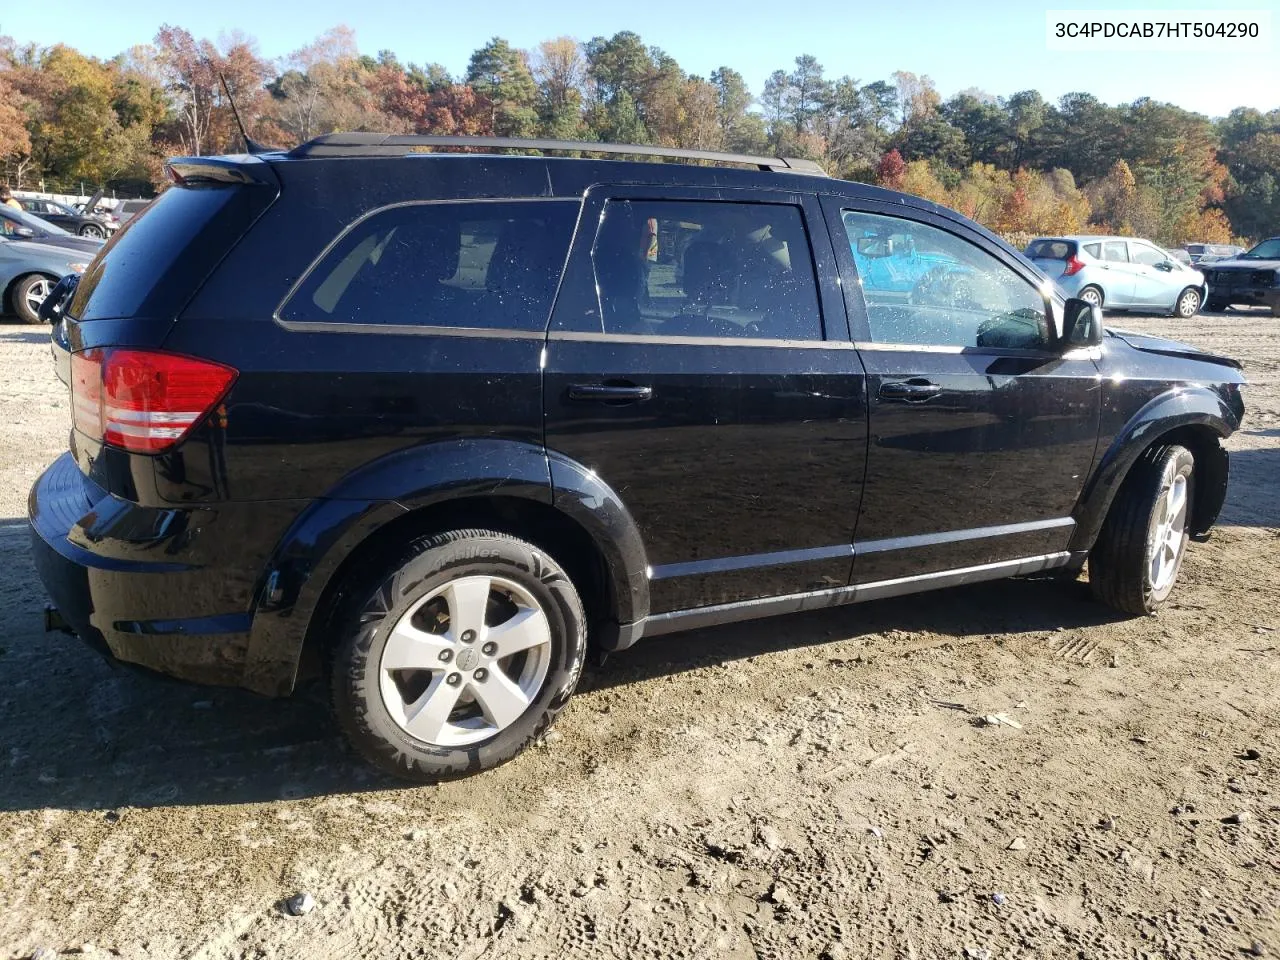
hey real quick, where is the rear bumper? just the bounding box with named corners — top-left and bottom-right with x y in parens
top-left (28, 453), bottom-right (306, 692)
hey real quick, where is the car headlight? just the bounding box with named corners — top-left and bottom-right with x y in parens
top-left (67, 262), bottom-right (88, 274)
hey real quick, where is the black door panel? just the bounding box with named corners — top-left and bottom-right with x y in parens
top-left (822, 197), bottom-right (1102, 583)
top-left (544, 187), bottom-right (866, 614)
top-left (853, 348), bottom-right (1099, 581)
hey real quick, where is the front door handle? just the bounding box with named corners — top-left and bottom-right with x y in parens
top-left (878, 379), bottom-right (941, 402)
top-left (567, 383), bottom-right (654, 404)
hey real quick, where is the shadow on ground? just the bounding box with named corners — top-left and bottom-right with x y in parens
top-left (1217, 448), bottom-right (1280, 527)
top-left (0, 327), bottom-right (52, 344)
top-left (1, 505), bottom-right (1118, 812)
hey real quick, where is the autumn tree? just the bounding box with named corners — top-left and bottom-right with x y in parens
top-left (761, 55), bottom-right (832, 151)
top-left (531, 37), bottom-right (585, 139)
top-left (876, 149), bottom-right (906, 189)
top-left (466, 37), bottom-right (538, 138)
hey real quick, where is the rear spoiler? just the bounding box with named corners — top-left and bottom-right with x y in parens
top-left (164, 155), bottom-right (281, 187)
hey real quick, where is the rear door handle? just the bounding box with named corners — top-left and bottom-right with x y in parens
top-left (878, 379), bottom-right (941, 402)
top-left (567, 383), bottom-right (654, 403)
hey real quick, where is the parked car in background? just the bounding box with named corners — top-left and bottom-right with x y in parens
top-left (1, 236), bottom-right (89, 323)
top-left (1168, 248), bottom-right (1192, 265)
top-left (113, 198), bottom-right (153, 225)
top-left (1200, 237), bottom-right (1280, 316)
top-left (29, 135), bottom-right (1245, 784)
top-left (17, 197), bottom-right (117, 238)
top-left (0, 206), bottom-right (104, 255)
top-left (1186, 242), bottom-right (1244, 264)
top-left (1025, 235), bottom-right (1207, 318)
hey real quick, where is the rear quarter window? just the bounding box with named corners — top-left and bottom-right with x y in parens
top-left (69, 183), bottom-right (275, 322)
top-left (279, 200), bottom-right (580, 332)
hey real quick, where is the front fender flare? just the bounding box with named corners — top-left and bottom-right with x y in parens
top-left (1069, 385), bottom-right (1238, 552)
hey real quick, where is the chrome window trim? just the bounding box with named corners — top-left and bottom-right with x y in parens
top-left (549, 330), bottom-right (856, 350)
top-left (271, 197), bottom-right (582, 333)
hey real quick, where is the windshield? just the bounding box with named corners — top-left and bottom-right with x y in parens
top-left (1242, 238), bottom-right (1280, 260)
top-left (0, 205), bottom-right (74, 236)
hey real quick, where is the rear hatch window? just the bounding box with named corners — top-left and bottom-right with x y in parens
top-left (1026, 239), bottom-right (1077, 279)
top-left (1026, 239), bottom-right (1077, 260)
top-left (68, 166), bottom-right (277, 322)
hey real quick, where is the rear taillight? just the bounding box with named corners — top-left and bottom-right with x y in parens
top-left (70, 349), bottom-right (237, 454)
top-left (1064, 255), bottom-right (1086, 277)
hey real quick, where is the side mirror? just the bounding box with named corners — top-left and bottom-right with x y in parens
top-left (1154, 260), bottom-right (1173, 271)
top-left (1060, 297), bottom-right (1103, 349)
top-left (13, 226), bottom-right (36, 238)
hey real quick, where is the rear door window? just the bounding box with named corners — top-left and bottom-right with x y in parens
top-left (1101, 241), bottom-right (1128, 263)
top-left (280, 200), bottom-right (579, 331)
top-left (591, 199), bottom-right (824, 341)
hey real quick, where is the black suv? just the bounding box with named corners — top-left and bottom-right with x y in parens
top-left (1202, 236), bottom-right (1280, 316)
top-left (29, 135), bottom-right (1245, 782)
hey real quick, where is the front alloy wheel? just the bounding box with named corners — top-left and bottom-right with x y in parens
top-left (1089, 444), bottom-right (1195, 615)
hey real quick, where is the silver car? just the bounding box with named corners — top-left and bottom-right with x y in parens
top-left (1025, 235), bottom-right (1208, 318)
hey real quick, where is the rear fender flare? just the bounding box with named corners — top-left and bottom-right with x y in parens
top-left (241, 438), bottom-right (554, 695)
top-left (241, 439), bottom-right (650, 694)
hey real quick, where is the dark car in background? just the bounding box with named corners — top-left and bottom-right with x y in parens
top-left (0, 206), bottom-right (104, 256)
top-left (1, 237), bottom-right (90, 323)
top-left (1201, 237), bottom-right (1280, 315)
top-left (1186, 242), bottom-right (1245, 265)
top-left (30, 135), bottom-right (1245, 784)
top-left (16, 197), bottom-right (117, 238)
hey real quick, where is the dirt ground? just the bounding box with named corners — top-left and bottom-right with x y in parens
top-left (0, 311), bottom-right (1277, 960)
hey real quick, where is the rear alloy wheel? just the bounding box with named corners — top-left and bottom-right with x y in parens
top-left (1173, 287), bottom-right (1201, 319)
top-left (331, 529), bottom-right (586, 782)
top-left (79, 223), bottom-right (105, 239)
top-left (1089, 444), bottom-right (1194, 615)
top-left (1078, 285), bottom-right (1104, 309)
top-left (13, 274), bottom-right (54, 324)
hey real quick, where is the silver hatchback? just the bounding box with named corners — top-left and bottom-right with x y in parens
top-left (1026, 235), bottom-right (1208, 318)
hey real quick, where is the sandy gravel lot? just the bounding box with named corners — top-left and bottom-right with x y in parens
top-left (0, 311), bottom-right (1277, 960)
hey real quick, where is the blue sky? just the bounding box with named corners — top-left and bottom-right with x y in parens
top-left (8, 0), bottom-right (1279, 117)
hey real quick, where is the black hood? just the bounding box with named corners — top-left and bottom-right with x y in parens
top-left (1107, 329), bottom-right (1243, 370)
top-left (1203, 256), bottom-right (1280, 271)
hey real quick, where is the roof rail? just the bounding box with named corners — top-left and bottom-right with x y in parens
top-left (287, 133), bottom-right (828, 176)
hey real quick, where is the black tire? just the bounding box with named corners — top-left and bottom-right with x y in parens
top-left (1205, 299), bottom-right (1227, 313)
top-left (1078, 285), bottom-right (1104, 309)
top-left (1089, 445), bottom-right (1195, 616)
top-left (1272, 304), bottom-right (1280, 319)
top-left (331, 529), bottom-right (587, 782)
top-left (1172, 287), bottom-right (1201, 319)
top-left (11, 274), bottom-right (54, 324)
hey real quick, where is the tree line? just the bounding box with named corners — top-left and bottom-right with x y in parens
top-left (2, 26), bottom-right (1278, 246)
